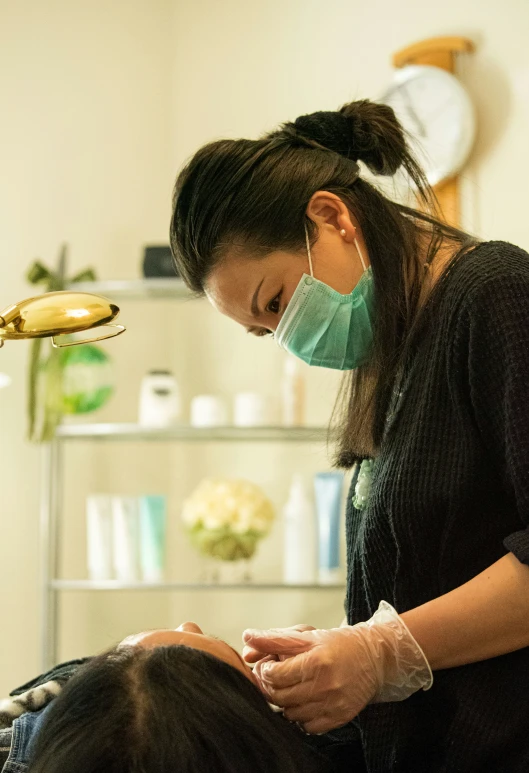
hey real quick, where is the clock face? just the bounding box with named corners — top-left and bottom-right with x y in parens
top-left (380, 64), bottom-right (476, 187)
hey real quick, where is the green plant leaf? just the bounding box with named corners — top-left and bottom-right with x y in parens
top-left (71, 268), bottom-right (97, 283)
top-left (26, 261), bottom-right (52, 285)
top-left (25, 246), bottom-right (99, 442)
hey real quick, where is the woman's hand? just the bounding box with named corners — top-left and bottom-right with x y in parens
top-left (243, 624), bottom-right (316, 665)
top-left (242, 601), bottom-right (432, 734)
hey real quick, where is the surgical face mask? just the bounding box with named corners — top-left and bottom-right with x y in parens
top-left (274, 225), bottom-right (375, 370)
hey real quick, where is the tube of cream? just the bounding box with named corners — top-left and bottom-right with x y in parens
top-left (112, 496), bottom-right (140, 583)
top-left (314, 472), bottom-right (344, 584)
top-left (139, 495), bottom-right (167, 583)
top-left (86, 495), bottom-right (113, 581)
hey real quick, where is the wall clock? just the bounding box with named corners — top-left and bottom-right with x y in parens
top-left (380, 36), bottom-right (475, 226)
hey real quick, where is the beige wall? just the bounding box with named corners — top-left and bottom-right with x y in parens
top-left (0, 0), bottom-right (175, 692)
top-left (2, 0), bottom-right (529, 694)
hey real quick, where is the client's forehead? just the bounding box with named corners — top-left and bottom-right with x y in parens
top-left (119, 629), bottom-right (256, 683)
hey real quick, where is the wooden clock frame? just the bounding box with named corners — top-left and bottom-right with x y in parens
top-left (392, 36), bottom-right (475, 228)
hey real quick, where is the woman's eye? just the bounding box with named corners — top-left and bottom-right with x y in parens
top-left (266, 293), bottom-right (282, 314)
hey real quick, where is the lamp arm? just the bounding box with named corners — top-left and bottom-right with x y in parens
top-left (0, 304), bottom-right (22, 328)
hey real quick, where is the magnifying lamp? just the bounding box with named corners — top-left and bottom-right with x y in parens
top-left (0, 291), bottom-right (125, 349)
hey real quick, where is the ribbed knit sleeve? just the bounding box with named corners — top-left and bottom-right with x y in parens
top-left (464, 244), bottom-right (529, 564)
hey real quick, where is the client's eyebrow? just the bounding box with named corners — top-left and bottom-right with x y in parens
top-left (209, 634), bottom-right (249, 670)
top-left (251, 279), bottom-right (264, 318)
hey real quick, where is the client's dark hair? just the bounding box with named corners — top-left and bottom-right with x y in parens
top-left (28, 644), bottom-right (324, 773)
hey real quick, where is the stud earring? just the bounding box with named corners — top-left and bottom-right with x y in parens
top-left (340, 229), bottom-right (346, 237)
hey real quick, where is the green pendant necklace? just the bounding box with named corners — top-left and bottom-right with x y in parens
top-left (352, 458), bottom-right (374, 509)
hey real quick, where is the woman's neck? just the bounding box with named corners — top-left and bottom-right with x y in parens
top-left (417, 230), bottom-right (466, 308)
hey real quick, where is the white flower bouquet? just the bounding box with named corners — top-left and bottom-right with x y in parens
top-left (182, 478), bottom-right (275, 562)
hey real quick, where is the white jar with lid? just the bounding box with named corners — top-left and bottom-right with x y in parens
top-left (138, 370), bottom-right (181, 427)
top-left (190, 395), bottom-right (228, 427)
top-left (233, 392), bottom-right (269, 426)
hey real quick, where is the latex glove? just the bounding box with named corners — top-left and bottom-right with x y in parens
top-left (243, 624), bottom-right (316, 665)
top-left (242, 601), bottom-right (433, 734)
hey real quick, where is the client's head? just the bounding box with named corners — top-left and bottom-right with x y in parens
top-left (28, 623), bottom-right (322, 773)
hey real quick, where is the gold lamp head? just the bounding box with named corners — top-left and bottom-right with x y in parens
top-left (0, 291), bottom-right (125, 348)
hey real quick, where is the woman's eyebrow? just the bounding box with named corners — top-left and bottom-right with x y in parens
top-left (251, 278), bottom-right (265, 317)
top-left (208, 634), bottom-right (248, 667)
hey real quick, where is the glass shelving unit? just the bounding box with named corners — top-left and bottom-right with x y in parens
top-left (41, 278), bottom-right (343, 671)
top-left (41, 426), bottom-right (341, 670)
top-left (56, 423), bottom-right (330, 442)
top-left (69, 277), bottom-right (191, 301)
top-left (51, 580), bottom-right (343, 591)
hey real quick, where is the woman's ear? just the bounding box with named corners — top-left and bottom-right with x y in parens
top-left (306, 191), bottom-right (357, 239)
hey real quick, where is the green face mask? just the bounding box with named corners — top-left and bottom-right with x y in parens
top-left (274, 225), bottom-right (375, 370)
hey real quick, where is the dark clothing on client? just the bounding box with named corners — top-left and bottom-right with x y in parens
top-left (0, 660), bottom-right (89, 772)
top-left (345, 241), bottom-right (529, 772)
top-left (1, 707), bottom-right (51, 773)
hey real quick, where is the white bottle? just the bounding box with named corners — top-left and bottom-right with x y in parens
top-left (86, 495), bottom-right (113, 581)
top-left (281, 356), bottom-right (305, 427)
top-left (138, 370), bottom-right (181, 427)
top-left (112, 496), bottom-right (141, 582)
top-left (283, 474), bottom-right (316, 584)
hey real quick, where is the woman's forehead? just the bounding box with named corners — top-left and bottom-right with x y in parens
top-left (206, 249), bottom-right (303, 315)
top-left (206, 263), bottom-right (257, 323)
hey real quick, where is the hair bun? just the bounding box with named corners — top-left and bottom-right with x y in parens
top-left (292, 99), bottom-right (406, 176)
top-left (292, 110), bottom-right (359, 161)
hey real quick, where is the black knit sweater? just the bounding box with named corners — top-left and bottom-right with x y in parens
top-left (345, 240), bottom-right (529, 773)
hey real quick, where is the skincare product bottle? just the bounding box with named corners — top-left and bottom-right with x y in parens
top-left (314, 472), bottom-right (344, 585)
top-left (283, 474), bottom-right (316, 584)
top-left (233, 392), bottom-right (269, 427)
top-left (86, 495), bottom-right (113, 581)
top-left (139, 495), bottom-right (167, 583)
top-left (138, 370), bottom-right (181, 427)
top-left (112, 496), bottom-right (140, 582)
top-left (281, 356), bottom-right (305, 427)
top-left (190, 395), bottom-right (228, 427)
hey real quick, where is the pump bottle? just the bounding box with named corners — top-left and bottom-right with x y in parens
top-left (283, 474), bottom-right (316, 584)
top-left (281, 355), bottom-right (305, 427)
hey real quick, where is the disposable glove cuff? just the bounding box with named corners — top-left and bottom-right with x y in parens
top-left (365, 600), bottom-right (433, 703)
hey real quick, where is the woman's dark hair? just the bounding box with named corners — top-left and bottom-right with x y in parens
top-left (170, 99), bottom-right (477, 463)
top-left (28, 645), bottom-right (324, 773)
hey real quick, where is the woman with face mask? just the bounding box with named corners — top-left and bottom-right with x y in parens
top-left (170, 99), bottom-right (529, 773)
